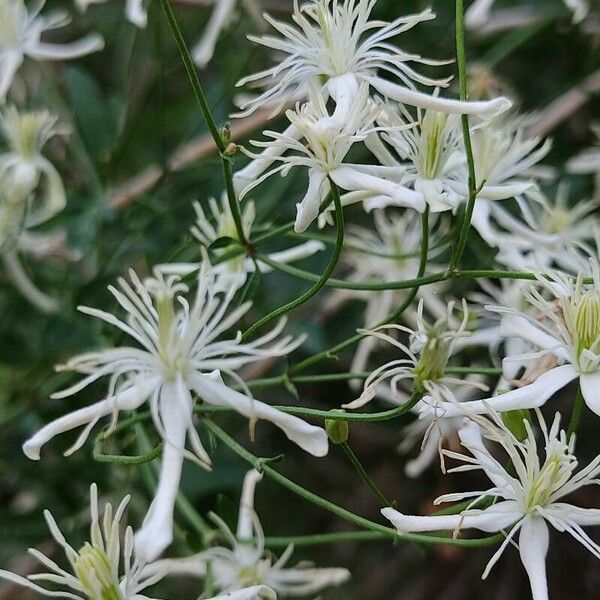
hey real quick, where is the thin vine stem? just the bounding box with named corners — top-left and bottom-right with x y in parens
top-left (448, 0), bottom-right (479, 271)
top-left (241, 180), bottom-right (345, 340)
top-left (341, 442), bottom-right (392, 507)
top-left (203, 420), bottom-right (503, 549)
top-left (158, 0), bottom-right (248, 247)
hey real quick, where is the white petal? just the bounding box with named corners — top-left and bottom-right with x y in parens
top-left (191, 373), bottom-right (329, 457)
top-left (237, 469), bottom-right (263, 539)
top-left (366, 75), bottom-right (511, 119)
top-left (265, 566), bottom-right (350, 595)
top-left (135, 386), bottom-right (189, 562)
top-left (465, 0), bottom-right (495, 28)
top-left (192, 0), bottom-right (236, 66)
top-left (295, 169), bottom-right (327, 233)
top-left (22, 377), bottom-right (158, 460)
top-left (580, 372), bottom-right (600, 416)
top-left (425, 365), bottom-right (579, 418)
top-left (0, 51), bottom-right (23, 102)
top-left (27, 35), bottom-right (105, 60)
top-left (126, 0), bottom-right (148, 27)
top-left (518, 517), bottom-right (550, 600)
top-left (382, 500), bottom-right (521, 533)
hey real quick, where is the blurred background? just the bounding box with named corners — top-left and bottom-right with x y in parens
top-left (1, 0), bottom-right (599, 597)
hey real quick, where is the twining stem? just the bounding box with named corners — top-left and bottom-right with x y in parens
top-left (203, 420), bottom-right (503, 549)
top-left (567, 385), bottom-right (585, 438)
top-left (288, 207), bottom-right (430, 375)
top-left (158, 0), bottom-right (248, 247)
top-left (448, 0), bottom-right (479, 271)
top-left (341, 441), bottom-right (392, 507)
top-left (241, 179), bottom-right (345, 340)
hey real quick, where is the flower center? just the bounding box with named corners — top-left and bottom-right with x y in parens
top-left (417, 111), bottom-right (448, 179)
top-left (525, 450), bottom-right (574, 513)
top-left (73, 543), bottom-right (122, 600)
top-left (574, 292), bottom-right (600, 355)
top-left (413, 326), bottom-right (451, 389)
top-left (237, 564), bottom-right (264, 587)
top-left (540, 207), bottom-right (573, 234)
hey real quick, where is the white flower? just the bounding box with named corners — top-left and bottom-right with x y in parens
top-left (0, 107), bottom-right (69, 312)
top-left (382, 411), bottom-right (600, 600)
top-left (144, 469), bottom-right (350, 597)
top-left (328, 209), bottom-right (449, 379)
top-left (158, 193), bottom-right (324, 291)
top-left (345, 298), bottom-right (481, 410)
top-left (0, 484), bottom-right (166, 600)
top-left (492, 186), bottom-right (599, 275)
top-left (235, 0), bottom-right (510, 121)
top-left (567, 124), bottom-right (600, 198)
top-left (0, 0), bottom-right (104, 101)
top-left (240, 83), bottom-right (425, 232)
top-left (364, 103), bottom-right (466, 213)
top-left (466, 0), bottom-right (589, 28)
top-left (425, 260), bottom-right (600, 419)
top-left (22, 257), bottom-right (328, 563)
top-left (467, 114), bottom-right (552, 247)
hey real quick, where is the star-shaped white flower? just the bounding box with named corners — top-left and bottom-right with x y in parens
top-left (0, 0), bottom-right (104, 101)
top-left (144, 469), bottom-right (350, 597)
top-left (423, 260), bottom-right (600, 419)
top-left (0, 484), bottom-right (166, 600)
top-left (240, 83), bottom-right (426, 232)
top-left (383, 411), bottom-right (600, 600)
top-left (158, 193), bottom-right (324, 291)
top-left (22, 256), bottom-right (328, 563)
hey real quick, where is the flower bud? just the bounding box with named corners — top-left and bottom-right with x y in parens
top-left (325, 413), bottom-right (349, 444)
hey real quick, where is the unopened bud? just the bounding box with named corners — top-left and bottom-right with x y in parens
top-left (223, 142), bottom-right (237, 157)
top-left (325, 412), bottom-right (349, 444)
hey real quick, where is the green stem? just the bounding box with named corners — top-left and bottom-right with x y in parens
top-left (241, 179), bottom-right (345, 341)
top-left (158, 0), bottom-right (248, 247)
top-left (567, 384), bottom-right (585, 438)
top-left (341, 442), bottom-right (391, 507)
top-left (203, 420), bottom-right (502, 549)
top-left (448, 0), bottom-right (479, 271)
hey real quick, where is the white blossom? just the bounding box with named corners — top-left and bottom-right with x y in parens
top-left (423, 260), bottom-right (600, 419)
top-left (383, 411), bottom-right (600, 600)
top-left (0, 106), bottom-right (69, 312)
top-left (0, 0), bottom-right (104, 101)
top-left (240, 83), bottom-right (426, 232)
top-left (345, 298), bottom-right (484, 410)
top-left (22, 257), bottom-right (328, 563)
top-left (144, 469), bottom-right (350, 597)
top-left (0, 484), bottom-right (166, 600)
top-left (158, 193), bottom-right (324, 291)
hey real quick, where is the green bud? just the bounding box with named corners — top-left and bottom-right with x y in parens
top-left (325, 413), bottom-right (349, 444)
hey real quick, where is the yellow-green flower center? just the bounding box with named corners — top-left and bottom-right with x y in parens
top-left (417, 111), bottom-right (448, 180)
top-left (525, 450), bottom-right (572, 513)
top-left (413, 327), bottom-right (451, 389)
top-left (574, 292), bottom-right (600, 354)
top-left (541, 208), bottom-right (573, 235)
top-left (73, 543), bottom-right (122, 600)
top-left (238, 564), bottom-right (264, 587)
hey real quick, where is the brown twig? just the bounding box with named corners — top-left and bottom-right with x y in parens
top-left (108, 108), bottom-right (281, 210)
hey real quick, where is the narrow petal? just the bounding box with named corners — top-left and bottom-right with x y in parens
top-left (237, 469), bottom-right (263, 540)
top-left (192, 0), bottom-right (236, 66)
top-left (423, 365), bottom-right (579, 418)
top-left (191, 373), bottom-right (329, 457)
top-left (22, 377), bottom-right (158, 460)
top-left (382, 500), bottom-right (521, 533)
top-left (295, 169), bottom-right (327, 233)
top-left (134, 386), bottom-right (188, 562)
top-left (518, 517), bottom-right (550, 600)
top-left (27, 35), bottom-right (105, 60)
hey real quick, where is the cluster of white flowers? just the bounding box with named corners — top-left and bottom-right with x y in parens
top-left (1, 0), bottom-right (599, 599)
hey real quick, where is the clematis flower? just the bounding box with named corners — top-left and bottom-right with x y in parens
top-left (326, 209), bottom-right (449, 379)
top-left (0, 484), bottom-right (166, 599)
top-left (235, 0), bottom-right (510, 122)
top-left (466, 113), bottom-right (552, 247)
top-left (158, 193), bottom-right (324, 291)
top-left (466, 0), bottom-right (589, 29)
top-left (233, 0), bottom-right (510, 193)
top-left (344, 298), bottom-right (484, 410)
top-left (423, 260), bottom-right (600, 419)
top-left (383, 411), bottom-right (600, 600)
top-left (0, 0), bottom-right (104, 101)
top-left (22, 257), bottom-right (328, 563)
top-left (240, 83), bottom-right (426, 232)
top-left (0, 106), bottom-right (69, 312)
top-left (493, 192), bottom-right (599, 276)
top-left (567, 124), bottom-right (600, 199)
top-left (364, 103), bottom-right (466, 213)
top-left (144, 469), bottom-right (350, 597)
